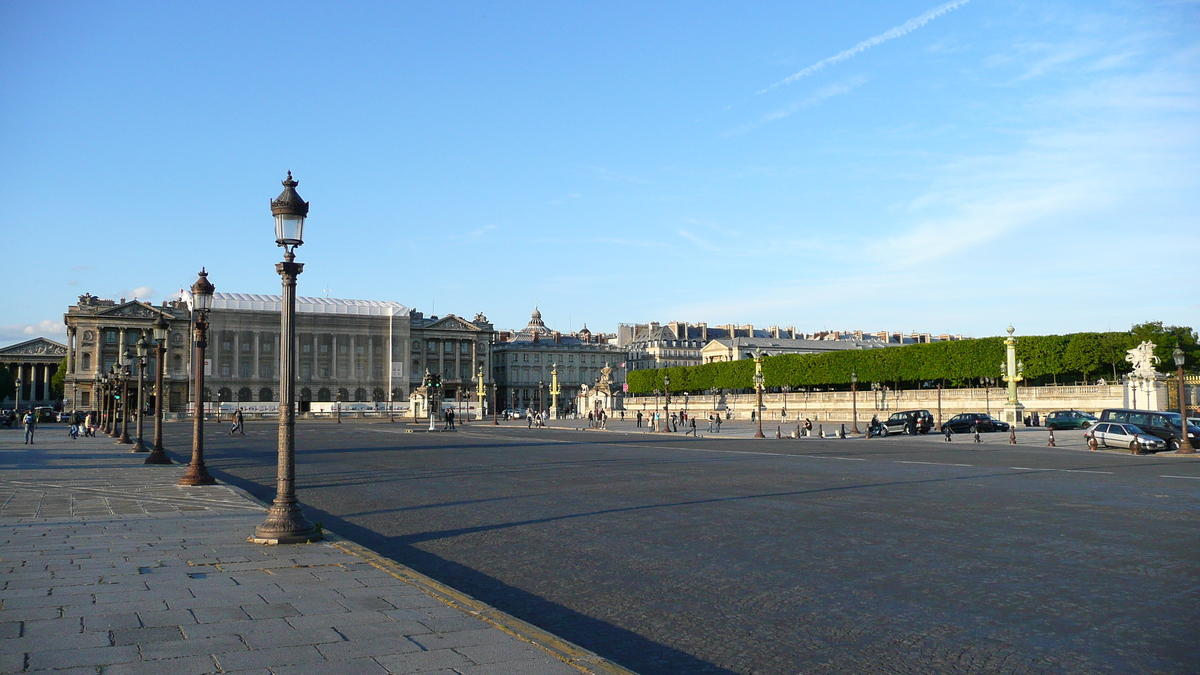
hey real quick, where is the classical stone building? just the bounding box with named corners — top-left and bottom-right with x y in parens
top-left (62, 294), bottom-right (189, 413)
top-left (62, 291), bottom-right (493, 413)
top-left (493, 309), bottom-right (625, 414)
top-left (700, 335), bottom-right (886, 363)
top-left (1, 337), bottom-right (68, 410)
top-left (407, 310), bottom-right (495, 403)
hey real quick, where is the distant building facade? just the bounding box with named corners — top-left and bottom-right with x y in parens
top-left (1, 337), bottom-right (68, 409)
top-left (493, 309), bottom-right (625, 414)
top-left (621, 320), bottom-right (967, 370)
top-left (62, 291), bottom-right (493, 413)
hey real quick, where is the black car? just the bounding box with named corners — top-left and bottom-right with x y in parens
top-left (942, 413), bottom-right (999, 433)
top-left (1099, 409), bottom-right (1200, 452)
top-left (878, 410), bottom-right (934, 436)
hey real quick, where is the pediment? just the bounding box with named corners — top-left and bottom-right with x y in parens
top-left (95, 301), bottom-right (173, 320)
top-left (425, 315), bottom-right (480, 332)
top-left (0, 337), bottom-right (67, 357)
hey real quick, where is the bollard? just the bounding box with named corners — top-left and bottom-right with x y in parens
top-left (1047, 429), bottom-right (1056, 447)
top-left (1131, 435), bottom-right (1141, 455)
top-left (1009, 429), bottom-right (1017, 444)
top-left (795, 425), bottom-right (801, 439)
top-left (1087, 435), bottom-right (1098, 451)
top-left (818, 424), bottom-right (823, 439)
top-left (776, 425), bottom-right (782, 439)
top-left (840, 423), bottom-right (846, 438)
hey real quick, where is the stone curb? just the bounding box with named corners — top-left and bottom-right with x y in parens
top-left (324, 534), bottom-right (639, 675)
top-left (214, 469), bottom-right (638, 675)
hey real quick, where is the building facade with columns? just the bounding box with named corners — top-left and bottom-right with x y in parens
top-left (62, 294), bottom-right (189, 413)
top-left (493, 309), bottom-right (626, 414)
top-left (62, 291), bottom-right (493, 413)
top-left (1, 337), bottom-right (68, 410)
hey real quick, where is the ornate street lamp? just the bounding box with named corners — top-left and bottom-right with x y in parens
top-left (101, 369), bottom-right (115, 432)
top-left (130, 334), bottom-right (151, 453)
top-left (477, 364), bottom-right (488, 424)
top-left (116, 347), bottom-right (133, 444)
top-left (850, 371), bottom-right (860, 435)
top-left (752, 351), bottom-right (765, 439)
top-left (1173, 347), bottom-right (1194, 454)
top-left (105, 367), bottom-right (119, 437)
top-left (146, 315), bottom-right (172, 464)
top-left (179, 269), bottom-right (217, 485)
top-left (662, 374), bottom-right (671, 433)
top-left (254, 173), bottom-right (320, 544)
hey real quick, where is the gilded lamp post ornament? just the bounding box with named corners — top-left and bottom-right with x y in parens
top-left (999, 325), bottom-right (1025, 425)
top-left (753, 350), bottom-right (766, 439)
top-left (549, 364), bottom-right (560, 420)
top-left (254, 173), bottom-right (321, 545)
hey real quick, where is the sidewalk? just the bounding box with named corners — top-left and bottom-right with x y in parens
top-left (0, 429), bottom-right (635, 675)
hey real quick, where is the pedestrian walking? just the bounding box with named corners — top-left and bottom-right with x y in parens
top-left (23, 410), bottom-right (37, 444)
top-left (687, 417), bottom-right (697, 436)
top-left (527, 412), bottom-right (534, 428)
top-left (69, 411), bottom-right (80, 440)
top-left (230, 408), bottom-right (245, 435)
top-left (707, 413), bottom-right (715, 433)
top-left (715, 415), bottom-right (722, 433)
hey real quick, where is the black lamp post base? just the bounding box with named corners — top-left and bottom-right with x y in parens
top-left (253, 508), bottom-right (321, 545)
top-left (145, 448), bottom-right (172, 464)
top-left (178, 465), bottom-right (216, 485)
top-left (130, 441), bottom-right (148, 453)
top-left (116, 434), bottom-right (132, 444)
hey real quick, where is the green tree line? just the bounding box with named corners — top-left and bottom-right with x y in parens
top-left (627, 323), bottom-right (1197, 395)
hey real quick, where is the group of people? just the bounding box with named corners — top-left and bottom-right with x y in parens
top-left (12, 410), bottom-right (99, 444)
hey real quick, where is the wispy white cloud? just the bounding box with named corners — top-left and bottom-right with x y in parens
top-left (724, 77), bottom-right (867, 136)
top-left (758, 0), bottom-right (972, 94)
top-left (122, 286), bottom-right (154, 300)
top-left (0, 319), bottom-right (64, 343)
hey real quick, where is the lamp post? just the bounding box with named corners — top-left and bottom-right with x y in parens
top-left (336, 389), bottom-right (341, 424)
top-left (130, 334), bottom-right (151, 453)
top-left (13, 376), bottom-right (20, 412)
top-left (254, 172), bottom-right (321, 545)
top-left (662, 374), bottom-right (671, 433)
top-left (116, 347), bottom-right (133, 444)
top-left (477, 365), bottom-right (487, 424)
top-left (549, 364), bottom-right (560, 419)
top-left (105, 368), bottom-right (119, 437)
top-left (1174, 347), bottom-right (1194, 454)
top-left (850, 371), bottom-right (860, 434)
top-left (752, 350), bottom-right (765, 439)
top-left (999, 325), bottom-right (1025, 425)
top-left (179, 269), bottom-right (217, 486)
top-left (538, 380), bottom-right (544, 420)
top-left (147, 315), bottom-right (171, 464)
top-left (92, 372), bottom-right (102, 430)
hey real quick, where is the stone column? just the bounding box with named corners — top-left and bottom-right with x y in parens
top-left (253, 332), bottom-right (261, 388)
top-left (66, 327), bottom-right (76, 374)
top-left (43, 363), bottom-right (52, 403)
top-left (331, 334), bottom-right (338, 383)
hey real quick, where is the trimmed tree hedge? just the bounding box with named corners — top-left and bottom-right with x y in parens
top-left (626, 326), bottom-right (1196, 395)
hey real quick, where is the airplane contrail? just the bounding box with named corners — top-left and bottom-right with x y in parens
top-left (757, 0), bottom-right (972, 95)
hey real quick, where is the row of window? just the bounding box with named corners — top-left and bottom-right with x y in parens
top-left (506, 352), bottom-right (611, 364)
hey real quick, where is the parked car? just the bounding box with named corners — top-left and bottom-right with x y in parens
top-left (987, 415), bottom-right (1012, 432)
top-left (942, 413), bottom-right (1001, 433)
top-left (1098, 408), bottom-right (1200, 452)
top-left (1085, 422), bottom-right (1166, 452)
top-left (1045, 410), bottom-right (1098, 430)
top-left (879, 410), bottom-right (934, 436)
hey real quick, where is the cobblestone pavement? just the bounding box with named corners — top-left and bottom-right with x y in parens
top-left (156, 417), bottom-right (1200, 675)
top-left (0, 429), bottom-right (635, 675)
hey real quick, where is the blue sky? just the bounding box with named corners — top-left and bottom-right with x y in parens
top-left (2, 0), bottom-right (1197, 347)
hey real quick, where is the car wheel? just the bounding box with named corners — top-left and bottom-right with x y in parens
top-left (880, 426), bottom-right (889, 437)
top-left (1081, 421), bottom-right (1091, 429)
top-left (1167, 437), bottom-right (1180, 451)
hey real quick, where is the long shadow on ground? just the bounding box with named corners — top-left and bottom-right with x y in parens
top-left (198, 458), bottom-right (738, 675)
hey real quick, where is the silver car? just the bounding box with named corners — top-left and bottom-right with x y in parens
top-left (1086, 422), bottom-right (1166, 452)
